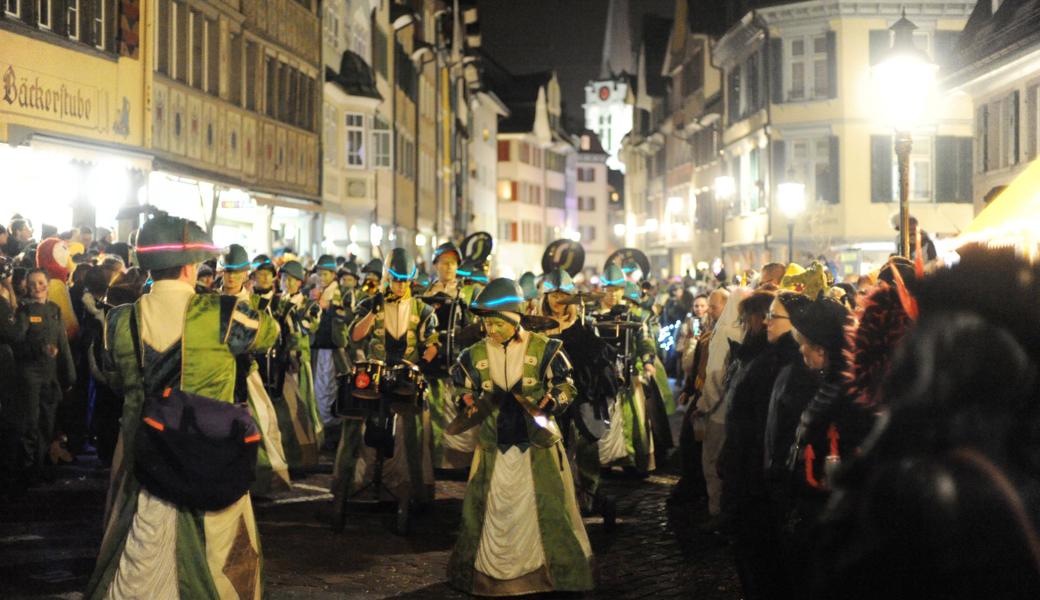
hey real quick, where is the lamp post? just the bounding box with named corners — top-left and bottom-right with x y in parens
top-left (714, 174), bottom-right (735, 269)
top-left (872, 12), bottom-right (938, 257)
top-left (777, 181), bottom-right (806, 263)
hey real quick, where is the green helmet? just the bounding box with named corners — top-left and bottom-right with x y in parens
top-left (338, 259), bottom-right (359, 278)
top-left (470, 278), bottom-right (525, 316)
top-left (315, 254), bottom-right (337, 272)
top-left (134, 214), bottom-right (220, 272)
top-left (602, 264), bottom-right (626, 287)
top-left (623, 281), bottom-right (642, 303)
top-left (432, 242), bottom-right (461, 265)
top-left (251, 254), bottom-right (276, 275)
top-left (541, 268), bottom-right (576, 295)
top-left (362, 258), bottom-right (383, 276)
top-left (386, 248), bottom-right (417, 281)
top-left (221, 244), bottom-right (251, 272)
top-left (458, 259), bottom-right (489, 284)
top-left (280, 260), bottom-right (305, 282)
top-left (518, 271), bottom-right (538, 301)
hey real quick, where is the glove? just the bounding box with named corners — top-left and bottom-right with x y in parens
top-left (371, 291), bottom-right (385, 312)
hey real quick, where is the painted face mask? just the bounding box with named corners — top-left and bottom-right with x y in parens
top-left (482, 315), bottom-right (517, 345)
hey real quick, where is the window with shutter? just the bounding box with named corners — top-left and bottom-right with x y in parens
top-left (1007, 91), bottom-right (1020, 166)
top-left (935, 137), bottom-right (974, 203)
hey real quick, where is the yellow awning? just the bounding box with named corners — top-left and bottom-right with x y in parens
top-left (958, 158), bottom-right (1040, 251)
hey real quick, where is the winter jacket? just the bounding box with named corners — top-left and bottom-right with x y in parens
top-left (763, 334), bottom-right (819, 479)
top-left (718, 330), bottom-right (775, 502)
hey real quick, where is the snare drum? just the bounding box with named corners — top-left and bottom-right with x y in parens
top-left (383, 360), bottom-right (427, 414)
top-left (335, 360), bottom-right (386, 417)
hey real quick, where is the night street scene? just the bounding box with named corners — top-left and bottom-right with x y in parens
top-left (3, 0), bottom-right (1040, 598)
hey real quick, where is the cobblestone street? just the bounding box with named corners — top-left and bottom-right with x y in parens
top-left (1, 415), bottom-right (739, 599)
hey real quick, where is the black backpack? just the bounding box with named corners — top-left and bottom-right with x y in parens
top-left (128, 304), bottom-right (261, 511)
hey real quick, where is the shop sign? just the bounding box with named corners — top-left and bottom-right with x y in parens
top-left (1, 63), bottom-right (102, 130)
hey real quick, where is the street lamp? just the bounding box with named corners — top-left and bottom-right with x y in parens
top-left (777, 182), bottom-right (806, 263)
top-left (613, 223), bottom-right (627, 237)
top-left (714, 175), bottom-right (735, 269)
top-left (872, 12), bottom-right (938, 257)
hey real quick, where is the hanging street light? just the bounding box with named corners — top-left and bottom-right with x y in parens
top-left (777, 181), bottom-right (806, 263)
top-left (872, 11), bottom-right (938, 257)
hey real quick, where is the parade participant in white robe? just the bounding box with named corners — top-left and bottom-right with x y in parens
top-left (87, 215), bottom-right (278, 600)
top-left (447, 278), bottom-right (593, 596)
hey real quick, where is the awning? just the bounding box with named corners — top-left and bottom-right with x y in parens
top-left (957, 157), bottom-right (1040, 252)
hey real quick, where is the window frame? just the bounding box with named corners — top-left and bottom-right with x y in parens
top-left (785, 33), bottom-right (830, 102)
top-left (371, 115), bottom-right (392, 169)
top-left (66, 0), bottom-right (80, 40)
top-left (4, 0), bottom-right (19, 19)
top-left (344, 112), bottom-right (365, 168)
top-left (37, 0), bottom-right (52, 30)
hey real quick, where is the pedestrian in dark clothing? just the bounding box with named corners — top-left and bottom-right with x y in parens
top-left (722, 290), bottom-right (817, 600)
top-left (0, 258), bottom-right (28, 492)
top-left (78, 266), bottom-right (119, 464)
top-left (14, 269), bottom-right (75, 481)
top-left (3, 218), bottom-right (33, 258)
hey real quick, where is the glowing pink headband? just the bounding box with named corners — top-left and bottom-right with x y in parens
top-left (136, 242), bottom-right (220, 253)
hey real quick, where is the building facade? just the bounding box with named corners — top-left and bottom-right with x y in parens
top-left (468, 89), bottom-right (509, 236)
top-left (148, 0), bottom-right (323, 257)
top-left (946, 0), bottom-right (1040, 216)
top-left (714, 0), bottom-right (976, 278)
top-left (616, 0), bottom-right (983, 279)
top-left (1, 0), bottom-right (148, 237)
top-left (575, 132), bottom-right (611, 272)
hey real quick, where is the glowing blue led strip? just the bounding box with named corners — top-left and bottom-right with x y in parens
top-left (388, 266), bottom-right (418, 280)
top-left (481, 295), bottom-right (523, 307)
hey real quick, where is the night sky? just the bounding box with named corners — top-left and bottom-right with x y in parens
top-left (479, 0), bottom-right (675, 124)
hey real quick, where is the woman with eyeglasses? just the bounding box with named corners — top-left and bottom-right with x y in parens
top-left (720, 289), bottom-right (817, 600)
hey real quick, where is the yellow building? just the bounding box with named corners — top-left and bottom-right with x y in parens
top-left (1, 2), bottom-right (148, 236)
top-left (146, 0), bottom-right (322, 256)
top-left (715, 0), bottom-right (976, 278)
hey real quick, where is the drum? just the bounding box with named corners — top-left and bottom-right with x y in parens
top-left (335, 360), bottom-right (385, 417)
top-left (382, 360), bottom-right (427, 414)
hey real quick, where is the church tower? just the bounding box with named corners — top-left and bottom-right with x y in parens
top-left (584, 0), bottom-right (635, 172)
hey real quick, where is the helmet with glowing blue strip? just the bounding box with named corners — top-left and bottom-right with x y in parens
top-left (470, 277), bottom-right (525, 343)
top-left (457, 258), bottom-right (489, 286)
top-left (134, 213), bottom-right (220, 273)
top-left (385, 247), bottom-right (417, 299)
top-left (541, 268), bottom-right (576, 296)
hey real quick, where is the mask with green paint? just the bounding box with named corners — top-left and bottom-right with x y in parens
top-left (481, 315), bottom-right (517, 345)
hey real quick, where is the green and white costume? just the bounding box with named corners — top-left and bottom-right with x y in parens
top-left (423, 278), bottom-right (481, 469)
top-left (594, 306), bottom-right (657, 473)
top-left (333, 295), bottom-right (439, 502)
top-left (447, 329), bottom-right (593, 596)
top-left (269, 290), bottom-right (323, 469)
top-left (235, 288), bottom-right (291, 494)
top-left (87, 280), bottom-right (279, 600)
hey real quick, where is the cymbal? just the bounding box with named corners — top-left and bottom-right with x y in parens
top-left (446, 404), bottom-right (488, 435)
top-left (521, 314), bottom-right (559, 332)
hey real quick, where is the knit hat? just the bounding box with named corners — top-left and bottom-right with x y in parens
top-left (789, 295), bottom-right (852, 357)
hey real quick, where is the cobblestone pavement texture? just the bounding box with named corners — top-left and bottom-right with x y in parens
top-left (0, 413), bottom-right (739, 599)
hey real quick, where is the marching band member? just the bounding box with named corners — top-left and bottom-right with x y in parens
top-left (423, 242), bottom-right (480, 470)
top-left (447, 278), bottom-right (593, 595)
top-left (310, 254), bottom-right (351, 427)
top-left (541, 268), bottom-right (618, 525)
top-left (268, 260), bottom-right (323, 471)
top-left (221, 245), bottom-right (291, 494)
top-left (593, 264), bottom-right (656, 474)
top-left (87, 215), bottom-right (277, 600)
top-left (624, 281), bottom-right (676, 455)
top-left (332, 248), bottom-right (439, 513)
